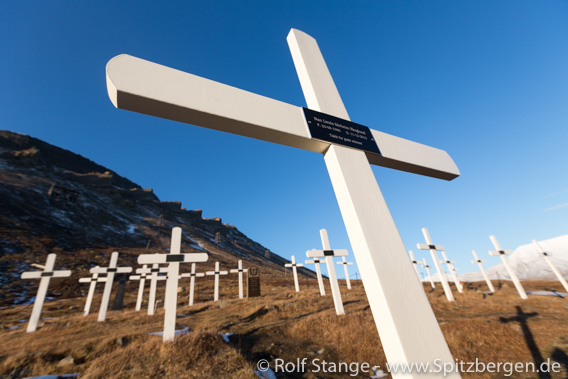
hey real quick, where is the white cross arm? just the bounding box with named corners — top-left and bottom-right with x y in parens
top-left (79, 277), bottom-right (108, 283)
top-left (136, 266), bottom-right (169, 274)
top-left (417, 243), bottom-right (445, 251)
top-left (206, 270), bottom-right (228, 275)
top-left (106, 54), bottom-right (459, 181)
top-left (305, 259), bottom-right (322, 264)
top-left (471, 259), bottom-right (485, 263)
top-left (285, 263), bottom-right (304, 268)
top-left (230, 268), bottom-right (248, 273)
top-left (412, 260), bottom-right (424, 265)
top-left (137, 253), bottom-right (208, 265)
top-left (21, 270), bottom-right (72, 279)
top-left (440, 260), bottom-right (455, 264)
top-left (180, 272), bottom-right (205, 277)
top-left (90, 267), bottom-right (132, 274)
top-left (306, 249), bottom-right (349, 258)
top-left (489, 250), bottom-right (512, 256)
top-left (337, 261), bottom-right (353, 265)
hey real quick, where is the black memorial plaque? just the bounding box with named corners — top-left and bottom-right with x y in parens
top-left (247, 266), bottom-right (261, 298)
top-left (303, 108), bottom-right (381, 155)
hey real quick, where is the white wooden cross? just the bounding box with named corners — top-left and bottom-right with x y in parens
top-left (337, 256), bottom-right (353, 289)
top-left (79, 266), bottom-right (107, 316)
top-left (89, 252), bottom-right (132, 322)
top-left (417, 228), bottom-right (455, 302)
top-left (20, 254), bottom-right (71, 332)
top-left (306, 228), bottom-right (347, 316)
top-left (206, 262), bottom-right (228, 302)
top-left (229, 260), bottom-right (248, 299)
top-left (439, 251), bottom-right (463, 293)
top-left (408, 250), bottom-right (424, 282)
top-left (129, 264), bottom-right (151, 311)
top-left (284, 256), bottom-right (303, 293)
top-left (180, 263), bottom-right (205, 306)
top-left (305, 257), bottom-right (326, 296)
top-left (421, 258), bottom-right (436, 289)
top-left (138, 227), bottom-right (208, 342)
top-left (106, 28), bottom-right (460, 373)
top-left (489, 235), bottom-right (527, 300)
top-left (471, 250), bottom-right (495, 293)
top-left (532, 240), bottom-right (568, 293)
top-left (135, 263), bottom-right (168, 315)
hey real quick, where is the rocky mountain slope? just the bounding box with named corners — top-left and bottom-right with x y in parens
top-left (0, 130), bottom-right (314, 306)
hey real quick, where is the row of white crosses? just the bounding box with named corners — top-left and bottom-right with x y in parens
top-left (106, 28), bottom-right (462, 373)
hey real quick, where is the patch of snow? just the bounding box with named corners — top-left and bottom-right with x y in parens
top-left (220, 332), bottom-right (233, 343)
top-left (254, 368), bottom-right (277, 379)
top-left (23, 374), bottom-right (79, 379)
top-left (527, 291), bottom-right (567, 298)
top-left (370, 366), bottom-right (388, 378)
top-left (148, 326), bottom-right (190, 337)
top-left (8, 326), bottom-right (19, 330)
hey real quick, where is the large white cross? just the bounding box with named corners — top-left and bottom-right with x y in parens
top-left (138, 227), bottom-right (208, 342)
top-left (90, 252), bottom-right (132, 322)
top-left (20, 254), bottom-right (71, 332)
top-left (408, 250), bottom-right (424, 282)
top-left (106, 28), bottom-right (460, 373)
top-left (532, 239), bottom-right (568, 293)
top-left (305, 257), bottom-right (326, 296)
top-left (337, 256), bottom-right (353, 289)
top-left (489, 235), bottom-right (527, 300)
top-left (180, 263), bottom-right (205, 306)
top-left (78, 266), bottom-right (108, 316)
top-left (206, 262), bottom-right (228, 302)
top-left (439, 251), bottom-right (463, 293)
top-left (229, 260), bottom-right (248, 299)
top-left (421, 258), bottom-right (436, 289)
top-left (306, 228), bottom-right (347, 316)
top-left (471, 250), bottom-right (495, 293)
top-left (417, 228), bottom-right (455, 302)
top-left (284, 255), bottom-right (303, 293)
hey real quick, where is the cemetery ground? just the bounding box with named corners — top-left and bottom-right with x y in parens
top-left (1, 279), bottom-right (568, 378)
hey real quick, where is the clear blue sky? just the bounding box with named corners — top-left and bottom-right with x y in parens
top-left (2, 1), bottom-right (567, 279)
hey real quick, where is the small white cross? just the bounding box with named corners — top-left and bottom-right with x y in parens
top-left (417, 228), bottom-right (455, 301)
top-left (306, 229), bottom-right (347, 316)
top-left (79, 266), bottom-right (108, 316)
top-left (138, 227), bottom-right (208, 342)
top-left (439, 251), bottom-right (463, 293)
top-left (470, 251), bottom-right (495, 293)
top-left (206, 262), bottom-right (228, 302)
top-left (229, 260), bottom-right (248, 299)
top-left (489, 235), bottom-right (527, 300)
top-left (285, 255), bottom-right (303, 293)
top-left (20, 254), bottom-right (71, 332)
top-left (129, 264), bottom-right (151, 312)
top-left (336, 256), bottom-right (353, 289)
top-left (421, 258), bottom-right (436, 289)
top-left (305, 257), bottom-right (326, 296)
top-left (532, 240), bottom-right (568, 293)
top-left (135, 263), bottom-right (167, 315)
top-left (90, 252), bottom-right (132, 322)
top-left (179, 263), bottom-right (205, 306)
top-left (408, 250), bottom-right (424, 282)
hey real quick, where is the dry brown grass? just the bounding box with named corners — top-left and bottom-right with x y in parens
top-left (1, 280), bottom-right (567, 378)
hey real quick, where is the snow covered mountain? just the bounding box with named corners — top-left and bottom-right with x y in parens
top-left (459, 235), bottom-right (568, 282)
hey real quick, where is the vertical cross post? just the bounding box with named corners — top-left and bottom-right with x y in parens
top-left (129, 264), bottom-right (150, 311)
top-left (181, 263), bottom-right (204, 306)
top-left (489, 235), bottom-right (527, 300)
top-left (439, 251), bottom-right (463, 293)
top-left (206, 262), bottom-right (228, 302)
top-left (79, 267), bottom-right (107, 316)
top-left (422, 258), bottom-right (436, 289)
top-left (90, 252), bottom-right (132, 322)
top-left (319, 229), bottom-right (345, 315)
top-left (229, 260), bottom-right (248, 299)
top-left (337, 256), bottom-right (353, 289)
top-left (417, 228), bottom-right (455, 301)
top-left (20, 254), bottom-right (71, 332)
top-left (532, 240), bottom-right (568, 293)
top-left (471, 251), bottom-right (495, 293)
top-left (305, 257), bottom-right (326, 296)
top-left (284, 256), bottom-right (302, 293)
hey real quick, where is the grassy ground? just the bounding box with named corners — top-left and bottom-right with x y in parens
top-left (1, 278), bottom-right (567, 378)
